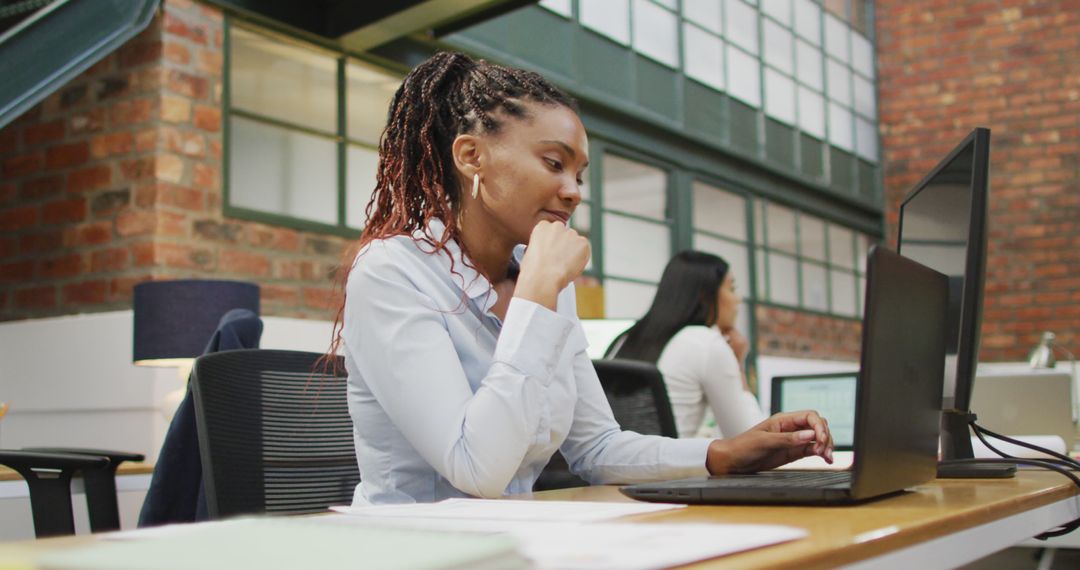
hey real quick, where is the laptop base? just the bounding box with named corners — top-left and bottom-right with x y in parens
top-left (937, 461), bottom-right (1016, 478)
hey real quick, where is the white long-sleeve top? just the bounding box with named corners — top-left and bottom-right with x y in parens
top-left (342, 220), bottom-right (711, 505)
top-left (657, 326), bottom-right (767, 439)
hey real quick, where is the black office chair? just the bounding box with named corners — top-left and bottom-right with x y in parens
top-left (593, 358), bottom-right (679, 438)
top-left (21, 448), bottom-right (144, 532)
top-left (0, 450), bottom-right (110, 537)
top-left (190, 349), bottom-right (360, 519)
top-left (534, 359), bottom-right (678, 492)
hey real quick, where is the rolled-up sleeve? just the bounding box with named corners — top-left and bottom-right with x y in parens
top-left (344, 245), bottom-right (575, 498)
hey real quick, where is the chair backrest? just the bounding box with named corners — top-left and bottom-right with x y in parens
top-left (592, 359), bottom-right (678, 438)
top-left (191, 349), bottom-right (359, 519)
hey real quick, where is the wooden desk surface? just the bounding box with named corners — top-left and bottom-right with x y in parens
top-left (524, 471), bottom-right (1078, 569)
top-left (0, 471), bottom-right (1074, 569)
top-left (0, 462), bottom-right (154, 482)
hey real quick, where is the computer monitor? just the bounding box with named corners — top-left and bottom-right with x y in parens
top-left (896, 128), bottom-right (1011, 477)
top-left (770, 372), bottom-right (857, 451)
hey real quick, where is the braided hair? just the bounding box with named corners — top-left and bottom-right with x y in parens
top-left (325, 51), bottom-right (578, 362)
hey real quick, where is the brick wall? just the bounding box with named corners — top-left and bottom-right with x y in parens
top-left (877, 0), bottom-right (1080, 360)
top-left (0, 0), bottom-right (347, 321)
top-left (755, 306), bottom-right (862, 361)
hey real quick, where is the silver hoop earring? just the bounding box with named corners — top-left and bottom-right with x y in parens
top-left (471, 173), bottom-right (480, 199)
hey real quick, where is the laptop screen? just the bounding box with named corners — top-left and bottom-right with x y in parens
top-left (770, 373), bottom-right (857, 450)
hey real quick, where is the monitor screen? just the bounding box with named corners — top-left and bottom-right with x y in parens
top-left (896, 128), bottom-right (990, 412)
top-left (770, 373), bottom-right (857, 450)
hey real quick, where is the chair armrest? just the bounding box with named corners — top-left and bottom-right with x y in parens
top-left (0, 450), bottom-right (110, 473)
top-left (23, 448), bottom-right (145, 465)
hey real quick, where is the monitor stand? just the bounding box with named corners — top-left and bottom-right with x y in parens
top-left (937, 409), bottom-right (1017, 478)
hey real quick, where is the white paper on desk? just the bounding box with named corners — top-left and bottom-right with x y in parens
top-left (332, 498), bottom-right (685, 522)
top-left (315, 516), bottom-right (807, 570)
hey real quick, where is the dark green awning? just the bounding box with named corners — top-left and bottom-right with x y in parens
top-left (0, 0), bottom-right (159, 130)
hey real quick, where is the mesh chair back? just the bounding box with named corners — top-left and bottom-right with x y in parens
top-left (593, 359), bottom-right (678, 438)
top-left (191, 349), bottom-right (359, 519)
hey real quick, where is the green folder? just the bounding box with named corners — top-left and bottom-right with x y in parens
top-left (39, 517), bottom-right (526, 570)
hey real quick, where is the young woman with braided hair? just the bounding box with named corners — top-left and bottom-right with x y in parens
top-left (335, 52), bottom-right (833, 505)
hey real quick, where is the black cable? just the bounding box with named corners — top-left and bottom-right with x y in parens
top-left (971, 421), bottom-right (1080, 471)
top-left (943, 419), bottom-right (1080, 539)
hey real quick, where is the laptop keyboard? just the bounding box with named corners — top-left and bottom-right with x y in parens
top-left (711, 471), bottom-right (852, 488)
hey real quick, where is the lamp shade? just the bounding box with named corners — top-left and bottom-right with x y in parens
top-left (133, 279), bottom-right (260, 366)
top-left (1029, 331), bottom-right (1057, 369)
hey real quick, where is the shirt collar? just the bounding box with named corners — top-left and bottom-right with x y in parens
top-left (418, 218), bottom-right (523, 313)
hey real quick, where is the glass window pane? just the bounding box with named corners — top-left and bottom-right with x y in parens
top-left (581, 0), bottom-right (631, 45)
top-left (766, 203), bottom-right (797, 254)
top-left (800, 214), bottom-right (826, 261)
top-left (797, 85), bottom-right (826, 139)
top-left (768, 252), bottom-right (799, 305)
top-left (855, 117), bottom-right (878, 162)
top-left (345, 144), bottom-right (378, 229)
top-left (694, 233), bottom-right (751, 298)
top-left (828, 224), bottom-right (854, 269)
top-left (855, 232), bottom-right (871, 273)
top-left (763, 19), bottom-right (794, 75)
top-left (230, 27), bottom-right (337, 132)
top-left (853, 74), bottom-right (876, 119)
top-left (633, 0), bottom-right (679, 67)
top-left (856, 274), bottom-right (866, 316)
top-left (754, 200), bottom-right (765, 244)
top-left (795, 39), bottom-right (824, 91)
top-left (830, 269), bottom-right (857, 316)
top-left (802, 261), bottom-right (828, 311)
top-left (230, 116), bottom-right (336, 225)
top-left (823, 13), bottom-right (850, 63)
top-left (573, 202), bottom-right (594, 271)
top-left (653, 0), bottom-right (677, 8)
top-left (539, 0), bottom-right (572, 17)
top-left (793, 0), bottom-right (821, 46)
top-left (828, 102), bottom-right (854, 151)
top-left (684, 0), bottom-right (722, 34)
top-left (726, 47), bottom-right (761, 107)
top-left (692, 181), bottom-right (746, 240)
top-left (725, 0), bottom-right (759, 55)
top-left (603, 154), bottom-right (667, 219)
top-left (346, 60), bottom-right (400, 146)
top-left (683, 24), bottom-right (725, 90)
top-left (756, 248), bottom-right (768, 299)
top-left (852, 33), bottom-right (874, 77)
top-left (826, 58), bottom-right (852, 106)
top-left (764, 68), bottom-right (796, 125)
top-left (603, 214), bottom-right (670, 281)
top-left (824, 0), bottom-right (846, 19)
top-left (761, 0), bottom-right (792, 26)
top-left (604, 279), bottom-right (658, 319)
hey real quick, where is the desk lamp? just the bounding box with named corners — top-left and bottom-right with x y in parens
top-left (133, 280), bottom-right (260, 415)
top-left (1029, 331), bottom-right (1079, 422)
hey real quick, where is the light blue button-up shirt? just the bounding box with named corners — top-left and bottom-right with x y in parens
top-left (342, 220), bottom-right (711, 504)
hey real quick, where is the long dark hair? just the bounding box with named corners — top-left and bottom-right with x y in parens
top-left (605, 250), bottom-right (729, 363)
top-left (325, 51), bottom-right (577, 363)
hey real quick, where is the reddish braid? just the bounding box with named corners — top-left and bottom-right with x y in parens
top-left (323, 52), bottom-right (577, 367)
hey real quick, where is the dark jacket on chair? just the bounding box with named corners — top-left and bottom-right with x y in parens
top-left (137, 309), bottom-right (263, 527)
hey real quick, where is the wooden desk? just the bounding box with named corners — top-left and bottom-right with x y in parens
top-left (0, 471), bottom-right (1075, 569)
top-left (527, 471), bottom-right (1079, 569)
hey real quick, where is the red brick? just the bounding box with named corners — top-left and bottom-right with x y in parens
top-left (66, 165), bottom-right (113, 193)
top-left (261, 284), bottom-right (299, 305)
top-left (302, 287), bottom-right (339, 312)
top-left (163, 41), bottom-right (191, 65)
top-left (15, 286), bottom-right (56, 309)
top-left (117, 40), bottom-right (163, 67)
top-left (71, 222), bottom-right (113, 246)
top-left (89, 132), bottom-right (135, 158)
top-left (0, 261), bottom-right (34, 283)
top-left (69, 108), bottom-right (106, 135)
top-left (120, 157), bottom-right (156, 181)
top-left (157, 183), bottom-right (204, 211)
top-left (0, 237), bottom-right (14, 259)
top-left (165, 70), bottom-right (209, 100)
top-left (0, 128), bottom-right (18, 154)
top-left (20, 231), bottom-right (63, 254)
top-left (219, 249), bottom-right (270, 276)
top-left (38, 253), bottom-right (83, 279)
top-left (41, 198), bottom-right (87, 224)
top-left (132, 241), bottom-right (155, 266)
top-left (159, 243), bottom-right (213, 269)
top-left (109, 274), bottom-right (153, 301)
top-left (20, 175), bottom-right (63, 201)
top-left (45, 142), bottom-right (90, 169)
top-left (115, 210), bottom-right (157, 237)
top-left (2, 153), bottom-right (43, 177)
top-left (22, 120), bottom-right (65, 146)
top-left (109, 98), bottom-right (153, 127)
top-left (192, 162), bottom-right (219, 191)
top-left (197, 49), bottom-right (223, 76)
top-left (0, 206), bottom-right (38, 231)
top-left (193, 105), bottom-right (221, 132)
top-left (161, 127), bottom-right (206, 157)
top-left (91, 248), bottom-right (129, 272)
top-left (164, 12), bottom-right (209, 45)
top-left (62, 280), bottom-right (107, 305)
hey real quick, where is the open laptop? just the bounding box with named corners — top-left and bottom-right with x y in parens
top-left (970, 371), bottom-right (1076, 450)
top-left (621, 246), bottom-right (948, 504)
top-left (770, 372), bottom-right (857, 452)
